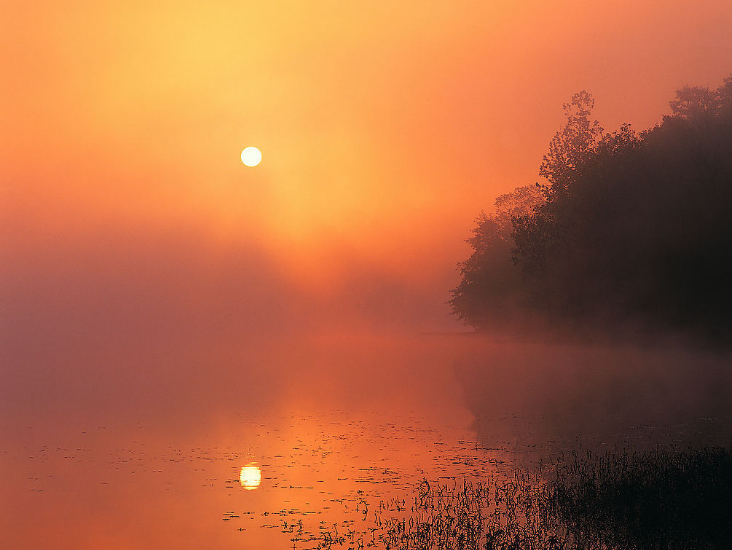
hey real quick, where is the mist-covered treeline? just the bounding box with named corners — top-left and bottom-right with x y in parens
top-left (451, 76), bottom-right (732, 341)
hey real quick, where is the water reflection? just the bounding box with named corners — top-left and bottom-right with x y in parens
top-left (4, 333), bottom-right (732, 550)
top-left (215, 411), bottom-right (507, 548)
top-left (239, 463), bottom-right (262, 490)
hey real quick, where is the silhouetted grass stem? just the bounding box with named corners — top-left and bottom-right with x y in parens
top-left (316, 445), bottom-right (732, 550)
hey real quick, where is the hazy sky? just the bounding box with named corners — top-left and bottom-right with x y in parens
top-left (3, 0), bottom-right (732, 343)
top-left (5, 8), bottom-right (732, 548)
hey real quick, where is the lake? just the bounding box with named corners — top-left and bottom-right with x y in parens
top-left (3, 332), bottom-right (731, 549)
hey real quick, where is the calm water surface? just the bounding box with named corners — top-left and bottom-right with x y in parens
top-left (4, 333), bottom-right (731, 549)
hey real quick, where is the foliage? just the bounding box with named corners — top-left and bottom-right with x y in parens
top-left (449, 187), bottom-right (543, 329)
top-left (451, 75), bottom-right (732, 340)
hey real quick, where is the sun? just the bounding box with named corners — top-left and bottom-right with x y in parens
top-left (239, 463), bottom-right (262, 490)
top-left (241, 146), bottom-right (262, 167)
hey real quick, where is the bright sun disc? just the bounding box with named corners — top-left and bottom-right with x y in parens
top-left (239, 463), bottom-right (262, 490)
top-left (241, 146), bottom-right (262, 167)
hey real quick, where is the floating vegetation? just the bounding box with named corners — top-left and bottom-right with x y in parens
top-left (315, 445), bottom-right (732, 550)
top-left (316, 473), bottom-right (566, 550)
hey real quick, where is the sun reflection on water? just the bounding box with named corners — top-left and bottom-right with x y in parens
top-left (239, 463), bottom-right (262, 490)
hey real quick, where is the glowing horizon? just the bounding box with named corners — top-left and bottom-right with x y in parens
top-left (3, 0), bottom-right (732, 349)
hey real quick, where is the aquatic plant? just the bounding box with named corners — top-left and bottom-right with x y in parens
top-left (549, 445), bottom-right (732, 550)
top-left (317, 472), bottom-right (570, 550)
top-left (315, 445), bottom-right (732, 550)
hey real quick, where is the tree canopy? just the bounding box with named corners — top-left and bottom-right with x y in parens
top-left (450, 76), bottom-right (732, 342)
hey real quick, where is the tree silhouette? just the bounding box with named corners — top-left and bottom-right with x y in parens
top-left (451, 76), bottom-right (732, 342)
top-left (449, 186), bottom-right (542, 328)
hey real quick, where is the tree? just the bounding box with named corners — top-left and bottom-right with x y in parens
top-left (449, 187), bottom-right (543, 328)
top-left (493, 185), bottom-right (544, 239)
top-left (452, 76), bottom-right (732, 341)
top-left (669, 85), bottom-right (722, 120)
top-left (539, 91), bottom-right (604, 199)
top-left (511, 91), bottom-right (605, 279)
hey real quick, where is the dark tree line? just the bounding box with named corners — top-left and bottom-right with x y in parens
top-left (450, 76), bottom-right (732, 341)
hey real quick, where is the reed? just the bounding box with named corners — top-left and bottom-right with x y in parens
top-left (549, 445), bottom-right (732, 550)
top-left (314, 445), bottom-right (732, 550)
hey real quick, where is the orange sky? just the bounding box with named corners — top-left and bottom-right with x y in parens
top-left (3, 7), bottom-right (732, 545)
top-left (3, 0), bottom-right (732, 335)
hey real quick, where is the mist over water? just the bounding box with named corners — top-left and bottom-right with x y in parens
top-left (4, 2), bottom-right (732, 545)
top-left (4, 303), bottom-right (731, 549)
top-left (452, 336), bottom-right (732, 457)
top-left (3, 200), bottom-right (732, 550)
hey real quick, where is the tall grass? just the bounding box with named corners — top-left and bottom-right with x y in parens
top-left (315, 445), bottom-right (732, 550)
top-left (550, 446), bottom-right (732, 550)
